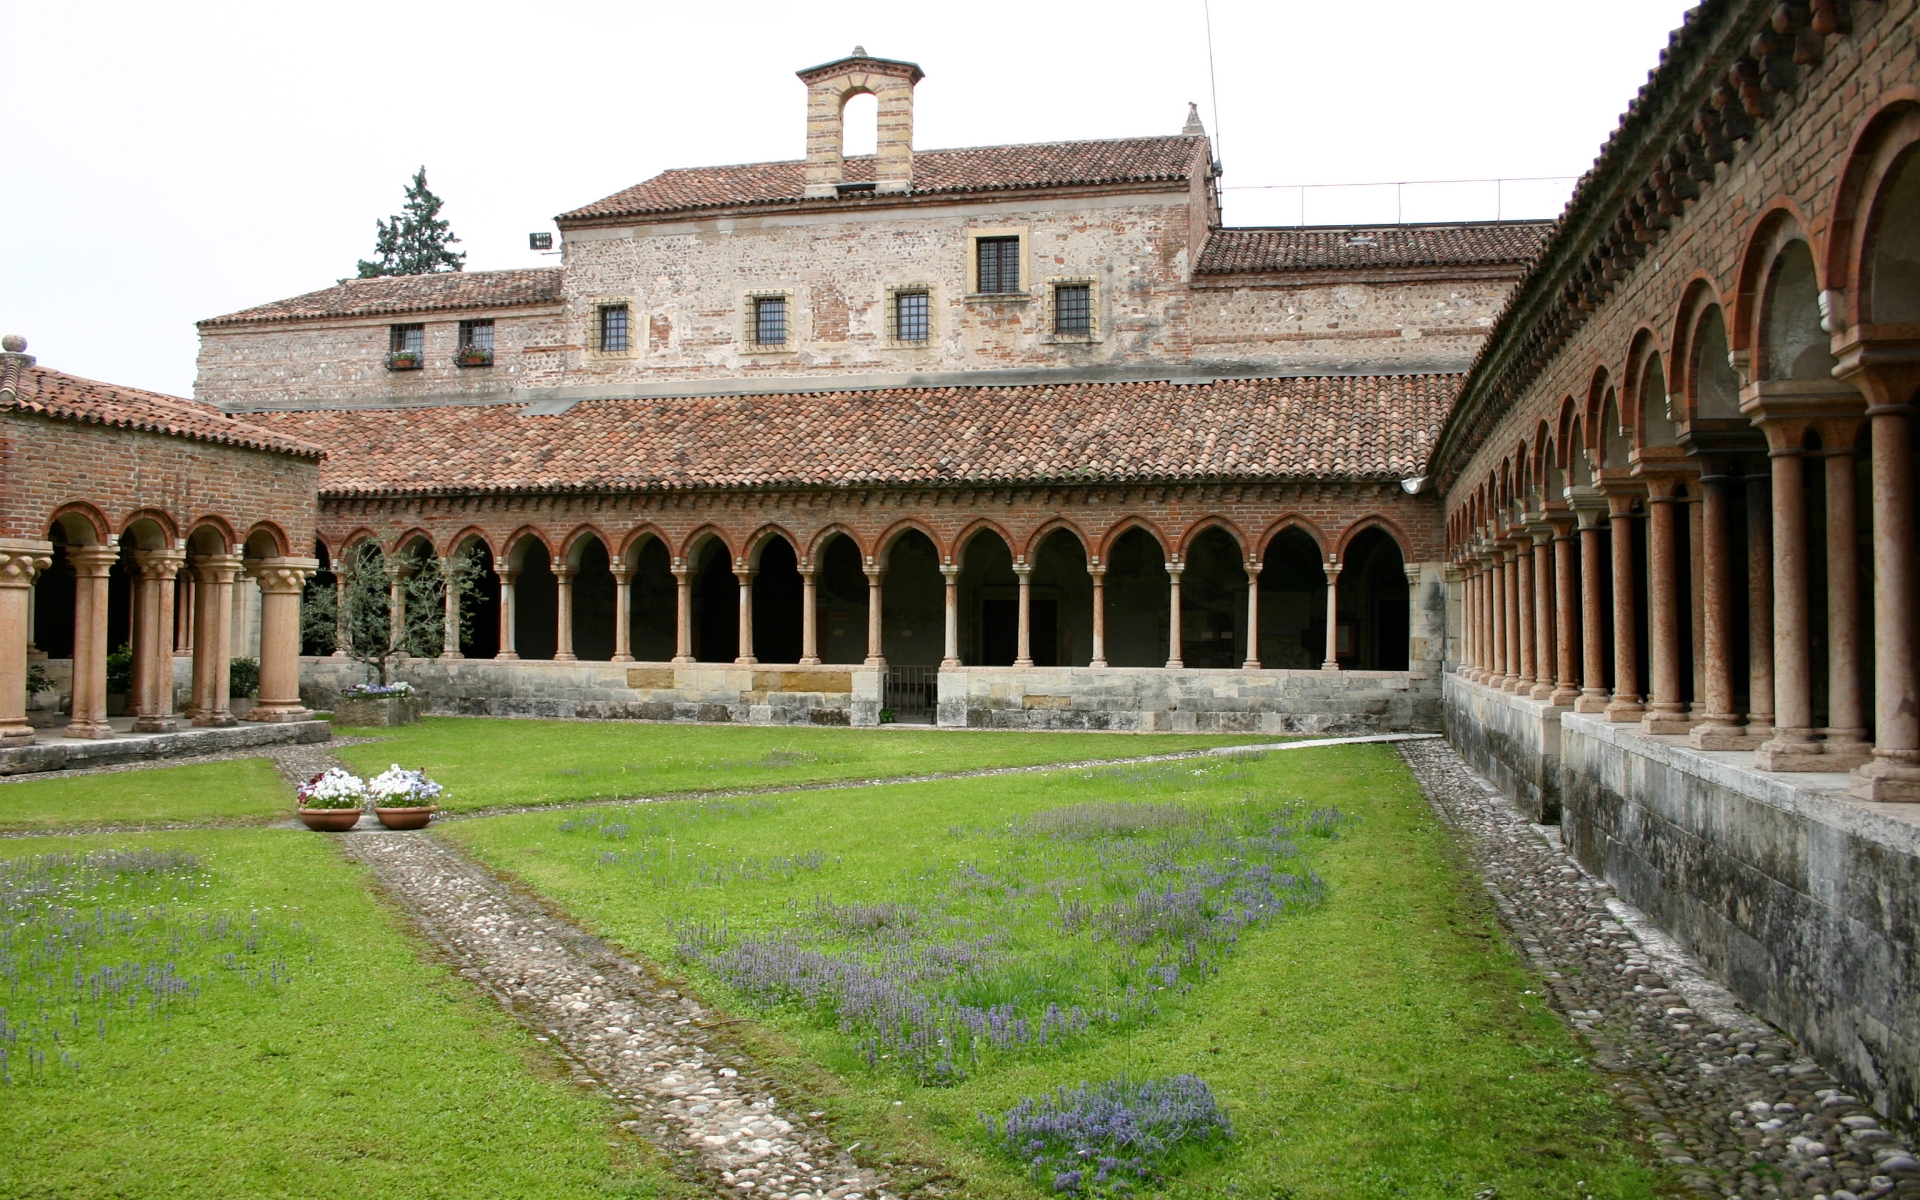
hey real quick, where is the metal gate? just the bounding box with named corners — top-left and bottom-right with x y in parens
top-left (883, 665), bottom-right (938, 724)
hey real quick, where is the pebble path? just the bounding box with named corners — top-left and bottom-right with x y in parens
top-left (341, 829), bottom-right (906, 1200)
top-left (1399, 738), bottom-right (1920, 1200)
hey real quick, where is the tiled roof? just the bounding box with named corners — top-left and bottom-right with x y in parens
top-left (1196, 223), bottom-right (1554, 275)
top-left (0, 356), bottom-right (323, 459)
top-left (560, 136), bottom-right (1205, 221)
top-left (251, 374), bottom-right (1455, 497)
top-left (199, 267), bottom-right (563, 328)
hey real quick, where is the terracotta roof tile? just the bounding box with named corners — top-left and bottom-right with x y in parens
top-left (251, 375), bottom-right (1454, 497)
top-left (0, 357), bottom-right (323, 458)
top-left (560, 136), bottom-right (1205, 222)
top-left (1197, 223), bottom-right (1554, 275)
top-left (199, 267), bottom-right (562, 328)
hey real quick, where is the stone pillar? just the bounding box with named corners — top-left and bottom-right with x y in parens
top-left (1691, 466), bottom-right (1748, 748)
top-left (1475, 559), bottom-right (1491, 681)
top-left (386, 559), bottom-right (412, 657)
top-left (1503, 548), bottom-right (1523, 691)
top-left (438, 556), bottom-right (463, 660)
top-left (1853, 400), bottom-right (1920, 800)
top-left (1166, 559), bottom-right (1187, 669)
top-left (329, 572), bottom-right (346, 657)
top-left (0, 541), bottom-right (53, 746)
top-left (1089, 563), bottom-right (1108, 668)
top-left (1530, 530), bottom-right (1555, 701)
top-left (189, 553), bottom-right (242, 728)
top-left (495, 567), bottom-right (520, 660)
top-left (1641, 482), bottom-right (1691, 733)
top-left (553, 560), bottom-right (577, 662)
top-left (1243, 559), bottom-right (1263, 669)
top-left (1514, 539), bottom-right (1536, 694)
top-left (1689, 493), bottom-right (1707, 719)
top-left (611, 564), bottom-right (635, 662)
top-left (734, 561), bottom-right (757, 666)
top-left (671, 563), bottom-right (694, 664)
top-left (1604, 498), bottom-right (1644, 722)
top-left (1459, 564), bottom-right (1474, 676)
top-left (247, 557), bottom-right (317, 723)
top-left (939, 564), bottom-right (960, 668)
top-left (1013, 561), bottom-right (1034, 667)
top-left (1551, 523), bottom-right (1580, 706)
top-left (1757, 438), bottom-right (1822, 769)
top-left (1818, 423), bottom-right (1871, 766)
top-left (1489, 550), bottom-right (1507, 684)
top-left (65, 545), bottom-right (119, 739)
top-left (1321, 557), bottom-right (1341, 672)
top-left (132, 549), bottom-right (186, 733)
top-left (863, 565), bottom-right (885, 667)
top-left (1745, 471), bottom-right (1776, 739)
top-left (800, 565), bottom-right (822, 666)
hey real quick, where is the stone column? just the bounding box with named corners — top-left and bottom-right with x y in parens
top-left (438, 556), bottom-right (463, 660)
top-left (132, 549), bottom-right (186, 732)
top-left (0, 541), bottom-right (53, 746)
top-left (1530, 530), bottom-right (1555, 701)
top-left (190, 553), bottom-right (242, 728)
top-left (939, 564), bottom-right (960, 668)
top-left (734, 561), bottom-right (757, 665)
top-left (1550, 522), bottom-right (1580, 706)
top-left (1641, 482), bottom-right (1691, 733)
top-left (178, 573), bottom-right (196, 655)
top-left (1818, 422), bottom-right (1871, 767)
top-left (495, 568), bottom-right (520, 660)
top-left (1853, 399), bottom-right (1920, 800)
top-left (1089, 563), bottom-right (1108, 668)
top-left (1604, 498), bottom-right (1644, 722)
top-left (1013, 560), bottom-right (1034, 667)
top-left (1504, 547), bottom-right (1523, 691)
top-left (329, 572), bottom-right (346, 657)
top-left (247, 557), bottom-right (317, 723)
top-left (1166, 559), bottom-right (1187, 669)
top-left (66, 545), bottom-right (119, 739)
top-left (553, 561), bottom-right (577, 662)
top-left (1745, 471), bottom-right (1775, 739)
top-left (1689, 493), bottom-right (1707, 720)
top-left (1474, 559), bottom-right (1491, 681)
top-left (1691, 466), bottom-right (1748, 748)
top-left (1514, 539), bottom-right (1536, 694)
top-left (1243, 559), bottom-right (1262, 669)
top-left (611, 564), bottom-right (635, 662)
top-left (1489, 550), bottom-right (1507, 684)
top-left (1321, 557), bottom-right (1341, 672)
top-left (863, 565), bottom-right (885, 667)
top-left (386, 559), bottom-right (412, 657)
top-left (671, 563), bottom-right (694, 664)
top-left (800, 565), bottom-right (822, 666)
top-left (1757, 437), bottom-right (1821, 769)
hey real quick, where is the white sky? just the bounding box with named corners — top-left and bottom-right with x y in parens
top-left (2, 0), bottom-right (1694, 399)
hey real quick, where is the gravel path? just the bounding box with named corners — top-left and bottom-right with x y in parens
top-left (342, 829), bottom-right (915, 1200)
top-left (1398, 738), bottom-right (1920, 1200)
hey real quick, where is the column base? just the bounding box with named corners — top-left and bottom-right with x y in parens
top-left (1319, 661), bottom-right (1338, 672)
top-left (1574, 690), bottom-right (1609, 713)
top-left (1088, 659), bottom-right (1107, 668)
top-left (1529, 682), bottom-right (1556, 701)
top-left (438, 651), bottom-right (465, 661)
top-left (330, 651), bottom-right (348, 658)
top-left (245, 705), bottom-right (312, 724)
top-left (1755, 731), bottom-right (1833, 772)
top-left (672, 655), bottom-right (695, 665)
top-left (1014, 658), bottom-right (1034, 668)
top-left (1548, 687), bottom-right (1580, 707)
top-left (131, 716), bottom-right (179, 733)
top-left (1688, 721), bottom-right (1757, 750)
top-left (1502, 674), bottom-right (1522, 692)
top-left (192, 713), bottom-right (238, 728)
top-left (611, 654), bottom-right (635, 663)
top-left (494, 652), bottom-right (520, 661)
top-left (1603, 696), bottom-right (1645, 722)
top-left (1168, 659), bottom-right (1187, 669)
top-left (865, 657), bottom-right (886, 667)
top-left (734, 657), bottom-right (758, 666)
top-left (1243, 659), bottom-right (1262, 670)
top-left (65, 719), bottom-right (115, 739)
top-left (1640, 706), bottom-right (1697, 735)
top-left (553, 653), bottom-right (578, 662)
top-left (800, 656), bottom-right (822, 666)
top-left (1853, 753), bottom-right (1920, 802)
top-left (0, 725), bottom-right (35, 747)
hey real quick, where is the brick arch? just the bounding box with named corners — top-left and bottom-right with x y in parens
top-left (46, 501), bottom-right (112, 547)
top-left (1554, 396), bottom-right (1579, 465)
top-left (1732, 200), bottom-right (1819, 361)
top-left (1335, 514), bottom-right (1415, 563)
top-left (679, 525), bottom-right (734, 564)
top-left (243, 521), bottom-right (293, 558)
top-left (742, 523), bottom-right (801, 567)
top-left (952, 519), bottom-right (1017, 567)
top-left (184, 513), bottom-right (238, 555)
top-left (389, 526), bottom-right (437, 557)
top-left (1094, 516), bottom-right (1169, 561)
top-left (1623, 326), bottom-right (1673, 450)
top-left (1255, 513), bottom-right (1328, 559)
top-left (502, 526), bottom-right (555, 569)
top-left (331, 527), bottom-right (380, 559)
top-left (1174, 515), bottom-right (1249, 558)
top-left (442, 526), bottom-right (497, 559)
top-left (1826, 89), bottom-right (1920, 326)
top-left (875, 518), bottom-right (943, 566)
top-left (1670, 276), bottom-right (1731, 421)
top-left (616, 523), bottom-right (674, 566)
top-left (1582, 366), bottom-right (1614, 457)
top-left (1019, 517), bottom-right (1092, 561)
top-left (118, 508), bottom-right (178, 550)
top-left (560, 523), bottom-right (614, 567)
top-left (805, 523), bottom-right (864, 566)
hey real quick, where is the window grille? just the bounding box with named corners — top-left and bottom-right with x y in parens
top-left (894, 290), bottom-right (930, 343)
top-left (754, 295), bottom-right (788, 347)
top-left (976, 236), bottom-right (1021, 294)
top-left (597, 304), bottom-right (630, 353)
top-left (1053, 284), bottom-right (1092, 336)
top-left (458, 319), bottom-right (494, 350)
top-left (389, 324), bottom-right (424, 354)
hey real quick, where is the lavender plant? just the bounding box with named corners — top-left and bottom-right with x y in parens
top-left (983, 1074), bottom-right (1234, 1195)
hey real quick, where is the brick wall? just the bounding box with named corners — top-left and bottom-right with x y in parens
top-left (1190, 275), bottom-right (1517, 374)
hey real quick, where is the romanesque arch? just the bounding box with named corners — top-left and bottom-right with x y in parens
top-left (749, 529), bottom-right (804, 665)
top-left (813, 530), bottom-right (868, 666)
top-left (957, 525), bottom-right (1018, 666)
top-left (1335, 525), bottom-right (1409, 670)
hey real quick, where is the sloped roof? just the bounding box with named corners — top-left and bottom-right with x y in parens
top-left (250, 374), bottom-right (1454, 498)
top-left (1197, 222), bottom-right (1554, 275)
top-left (200, 267), bottom-right (562, 328)
top-left (560, 136), bottom-right (1205, 222)
top-left (0, 356), bottom-right (323, 458)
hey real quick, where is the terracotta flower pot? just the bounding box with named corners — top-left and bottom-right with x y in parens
top-left (375, 804), bottom-right (438, 830)
top-left (298, 805), bottom-right (365, 832)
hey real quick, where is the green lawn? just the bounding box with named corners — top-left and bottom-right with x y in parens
top-left (0, 757), bottom-right (291, 831)
top-left (335, 717), bottom-right (1277, 812)
top-left (443, 745), bottom-right (1666, 1200)
top-left (0, 829), bottom-right (680, 1199)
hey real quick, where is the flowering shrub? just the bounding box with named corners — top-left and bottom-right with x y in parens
top-left (368, 764), bottom-right (444, 807)
top-left (983, 1075), bottom-right (1233, 1195)
top-left (296, 769), bottom-right (366, 810)
top-left (340, 681), bottom-right (414, 699)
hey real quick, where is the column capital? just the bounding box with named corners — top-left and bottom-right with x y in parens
top-left (0, 541), bottom-right (53, 588)
top-left (1403, 564), bottom-right (1421, 585)
top-left (66, 544), bottom-right (121, 576)
top-left (385, 558), bottom-right (418, 581)
top-left (497, 566), bottom-right (521, 584)
top-left (1087, 564), bottom-right (1107, 579)
top-left (552, 564), bottom-right (577, 581)
top-left (1012, 562), bottom-right (1032, 579)
top-left (939, 564), bottom-right (960, 580)
top-left (135, 547), bottom-right (188, 579)
top-left (733, 566), bottom-right (758, 582)
top-left (611, 565), bottom-right (635, 583)
top-left (248, 556), bottom-right (319, 594)
top-left (863, 568), bottom-right (886, 584)
top-left (1244, 558), bottom-right (1263, 578)
top-left (1164, 561), bottom-right (1185, 578)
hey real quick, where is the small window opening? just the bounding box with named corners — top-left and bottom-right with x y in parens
top-left (457, 319), bottom-right (494, 366)
top-left (754, 296), bottom-right (788, 347)
top-left (597, 304), bottom-right (630, 353)
top-left (895, 291), bottom-right (930, 343)
top-left (976, 237), bottom-right (1021, 295)
top-left (388, 323), bottom-right (424, 369)
top-left (1053, 285), bottom-right (1091, 336)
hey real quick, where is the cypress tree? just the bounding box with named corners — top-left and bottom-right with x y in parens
top-left (355, 166), bottom-right (466, 278)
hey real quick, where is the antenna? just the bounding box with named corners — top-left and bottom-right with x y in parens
top-left (1202, 0), bottom-right (1223, 169)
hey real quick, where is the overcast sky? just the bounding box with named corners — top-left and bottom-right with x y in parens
top-left (3, 0), bottom-right (1694, 399)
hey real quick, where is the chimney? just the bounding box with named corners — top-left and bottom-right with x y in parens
top-left (797, 48), bottom-right (925, 198)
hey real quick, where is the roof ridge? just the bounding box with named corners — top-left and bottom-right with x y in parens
top-left (637, 133), bottom-right (1202, 177)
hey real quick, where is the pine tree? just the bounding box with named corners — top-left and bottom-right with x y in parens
top-left (355, 166), bottom-right (466, 278)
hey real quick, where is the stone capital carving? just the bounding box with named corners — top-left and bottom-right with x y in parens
top-left (0, 541), bottom-right (54, 588)
top-left (135, 548), bottom-right (188, 580)
top-left (192, 552), bottom-right (245, 583)
top-left (248, 556), bottom-right (320, 595)
top-left (66, 545), bottom-right (121, 577)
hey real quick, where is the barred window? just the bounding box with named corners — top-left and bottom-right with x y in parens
top-left (1053, 285), bottom-right (1091, 336)
top-left (754, 295), bottom-right (788, 346)
top-left (389, 324), bottom-right (424, 354)
top-left (597, 304), bottom-right (630, 353)
top-left (894, 290), bottom-right (930, 343)
top-left (976, 236), bottom-right (1021, 294)
top-left (458, 319), bottom-right (494, 350)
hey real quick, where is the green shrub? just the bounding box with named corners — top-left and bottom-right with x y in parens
top-left (105, 644), bottom-right (134, 695)
top-left (229, 656), bottom-right (260, 699)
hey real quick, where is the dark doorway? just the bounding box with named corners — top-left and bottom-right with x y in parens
top-left (514, 542), bottom-right (558, 660)
top-left (461, 541), bottom-right (501, 659)
top-left (572, 539), bottom-right (617, 661)
top-left (1104, 527), bottom-right (1170, 667)
top-left (630, 538), bottom-right (677, 662)
top-left (753, 538), bottom-right (804, 664)
top-left (817, 535), bottom-right (868, 665)
top-left (1336, 527), bottom-right (1409, 670)
top-left (959, 531), bottom-right (1017, 666)
top-left (693, 540), bottom-right (738, 662)
top-left (1181, 527), bottom-right (1247, 669)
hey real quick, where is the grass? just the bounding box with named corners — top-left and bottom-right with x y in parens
top-left (334, 717), bottom-right (1280, 813)
top-left (0, 829), bottom-right (680, 1199)
top-left (0, 758), bottom-right (292, 831)
top-left (443, 745), bottom-right (1669, 1200)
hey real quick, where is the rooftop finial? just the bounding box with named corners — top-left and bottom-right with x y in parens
top-left (0, 334), bottom-right (24, 353)
top-left (852, 45), bottom-right (866, 56)
top-left (1183, 103), bottom-right (1206, 136)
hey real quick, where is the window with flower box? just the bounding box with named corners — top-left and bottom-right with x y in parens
top-left (456, 319), bottom-right (494, 367)
top-left (387, 323), bottom-right (424, 370)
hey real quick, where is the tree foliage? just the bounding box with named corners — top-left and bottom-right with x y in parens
top-left (301, 544), bottom-right (484, 684)
top-left (354, 166), bottom-right (466, 278)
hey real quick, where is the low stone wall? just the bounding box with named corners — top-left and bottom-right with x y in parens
top-left (1442, 673), bottom-right (1566, 821)
top-left (0, 719), bottom-right (331, 775)
top-left (938, 665), bottom-right (1439, 732)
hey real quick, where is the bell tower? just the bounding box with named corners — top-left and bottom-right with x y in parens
top-left (797, 48), bottom-right (925, 198)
